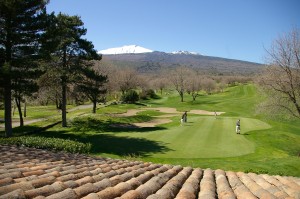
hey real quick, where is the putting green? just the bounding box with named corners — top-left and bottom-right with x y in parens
top-left (126, 116), bottom-right (271, 158)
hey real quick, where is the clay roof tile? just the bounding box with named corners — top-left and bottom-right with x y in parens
top-left (1, 145), bottom-right (300, 199)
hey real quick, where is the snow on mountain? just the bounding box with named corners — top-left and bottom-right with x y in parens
top-left (98, 45), bottom-right (202, 56)
top-left (98, 45), bottom-right (153, 55)
top-left (171, 50), bottom-right (200, 55)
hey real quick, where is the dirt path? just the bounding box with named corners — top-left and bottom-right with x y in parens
top-left (0, 104), bottom-right (93, 129)
top-left (0, 118), bottom-right (47, 128)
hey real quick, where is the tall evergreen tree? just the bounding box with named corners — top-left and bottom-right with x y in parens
top-left (12, 60), bottom-right (41, 126)
top-left (41, 13), bottom-right (100, 127)
top-left (0, 0), bottom-right (48, 137)
top-left (76, 65), bottom-right (107, 113)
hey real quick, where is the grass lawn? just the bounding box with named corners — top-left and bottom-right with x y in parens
top-left (1, 84), bottom-right (300, 177)
top-left (120, 116), bottom-right (270, 158)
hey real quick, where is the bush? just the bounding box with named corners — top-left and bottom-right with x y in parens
top-left (140, 89), bottom-right (160, 100)
top-left (0, 136), bottom-right (91, 154)
top-left (121, 90), bottom-right (139, 103)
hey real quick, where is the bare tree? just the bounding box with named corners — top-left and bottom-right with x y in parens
top-left (202, 77), bottom-right (216, 95)
top-left (259, 28), bottom-right (300, 119)
top-left (169, 66), bottom-right (192, 102)
top-left (37, 69), bottom-right (62, 108)
top-left (153, 77), bottom-right (169, 96)
top-left (94, 62), bottom-right (119, 99)
top-left (186, 74), bottom-right (202, 101)
top-left (116, 68), bottom-right (140, 95)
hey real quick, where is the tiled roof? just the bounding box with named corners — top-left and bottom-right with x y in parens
top-left (0, 144), bottom-right (299, 199)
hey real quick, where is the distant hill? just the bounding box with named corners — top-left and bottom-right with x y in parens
top-left (97, 45), bottom-right (264, 75)
top-left (99, 51), bottom-right (264, 75)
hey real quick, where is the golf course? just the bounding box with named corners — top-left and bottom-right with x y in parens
top-left (1, 84), bottom-right (300, 177)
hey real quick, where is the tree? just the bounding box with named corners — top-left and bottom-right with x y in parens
top-left (12, 61), bottom-right (40, 126)
top-left (259, 29), bottom-right (300, 119)
top-left (76, 64), bottom-right (107, 113)
top-left (116, 68), bottom-right (139, 95)
top-left (186, 74), bottom-right (202, 101)
top-left (0, 0), bottom-right (48, 137)
top-left (37, 69), bottom-right (62, 107)
top-left (169, 67), bottom-right (192, 102)
top-left (42, 13), bottom-right (100, 127)
top-left (93, 62), bottom-right (119, 99)
top-left (202, 77), bottom-right (216, 95)
top-left (153, 77), bottom-right (169, 96)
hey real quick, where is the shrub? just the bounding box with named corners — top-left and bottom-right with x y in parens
top-left (140, 89), bottom-right (160, 100)
top-left (121, 90), bottom-right (139, 103)
top-left (0, 136), bottom-right (91, 154)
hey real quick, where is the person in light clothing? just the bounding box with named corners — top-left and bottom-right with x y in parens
top-left (236, 119), bottom-right (241, 134)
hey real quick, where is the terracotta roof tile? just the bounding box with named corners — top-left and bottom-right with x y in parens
top-left (175, 168), bottom-right (202, 199)
top-left (74, 183), bottom-right (98, 197)
top-left (1, 144), bottom-right (300, 199)
top-left (0, 188), bottom-right (26, 199)
top-left (0, 177), bottom-right (14, 187)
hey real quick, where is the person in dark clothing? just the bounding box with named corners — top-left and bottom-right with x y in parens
top-left (182, 111), bottom-right (187, 123)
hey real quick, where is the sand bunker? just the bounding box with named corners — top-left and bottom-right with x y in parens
top-left (143, 107), bottom-right (180, 114)
top-left (189, 110), bottom-right (225, 115)
top-left (113, 109), bottom-right (142, 117)
top-left (112, 107), bottom-right (225, 128)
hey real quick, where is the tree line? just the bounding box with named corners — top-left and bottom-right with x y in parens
top-left (0, 0), bottom-right (107, 137)
top-left (66, 62), bottom-right (252, 103)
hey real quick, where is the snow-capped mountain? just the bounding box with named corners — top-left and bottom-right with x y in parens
top-left (98, 46), bottom-right (263, 75)
top-left (171, 50), bottom-right (200, 55)
top-left (98, 45), bottom-right (153, 55)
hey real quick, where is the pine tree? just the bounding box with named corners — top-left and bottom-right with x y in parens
top-left (12, 61), bottom-right (41, 126)
top-left (0, 0), bottom-right (48, 137)
top-left (76, 64), bottom-right (108, 113)
top-left (41, 13), bottom-right (101, 127)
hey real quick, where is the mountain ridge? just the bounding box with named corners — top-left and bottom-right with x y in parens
top-left (97, 45), bottom-right (263, 75)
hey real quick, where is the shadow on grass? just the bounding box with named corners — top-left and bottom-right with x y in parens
top-left (1, 117), bottom-right (172, 157)
top-left (134, 102), bottom-right (148, 107)
top-left (36, 129), bottom-right (171, 157)
top-left (71, 117), bottom-right (167, 133)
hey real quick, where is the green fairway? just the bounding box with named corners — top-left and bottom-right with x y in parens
top-left (114, 116), bottom-right (271, 158)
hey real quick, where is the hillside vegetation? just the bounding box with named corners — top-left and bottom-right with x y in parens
top-left (100, 52), bottom-right (264, 75)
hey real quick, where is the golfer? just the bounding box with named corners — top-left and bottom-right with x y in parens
top-left (182, 111), bottom-right (187, 123)
top-left (236, 119), bottom-right (241, 134)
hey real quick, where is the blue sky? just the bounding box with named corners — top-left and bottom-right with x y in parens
top-left (47, 0), bottom-right (300, 63)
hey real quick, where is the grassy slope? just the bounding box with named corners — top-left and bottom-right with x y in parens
top-left (121, 84), bottom-right (300, 176)
top-left (1, 84), bottom-right (299, 176)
